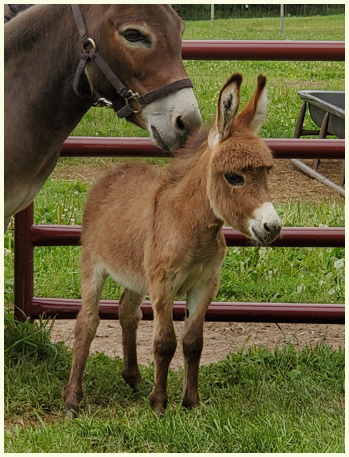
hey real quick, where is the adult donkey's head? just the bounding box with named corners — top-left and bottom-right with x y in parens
top-left (77, 4), bottom-right (202, 153)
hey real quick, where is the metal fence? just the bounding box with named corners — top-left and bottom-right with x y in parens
top-left (13, 40), bottom-right (345, 324)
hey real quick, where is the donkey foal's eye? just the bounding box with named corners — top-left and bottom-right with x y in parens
top-left (224, 173), bottom-right (245, 187)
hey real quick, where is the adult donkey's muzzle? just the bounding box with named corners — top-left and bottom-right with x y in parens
top-left (142, 87), bottom-right (202, 153)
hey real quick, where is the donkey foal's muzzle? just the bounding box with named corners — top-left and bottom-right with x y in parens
top-left (249, 202), bottom-right (282, 244)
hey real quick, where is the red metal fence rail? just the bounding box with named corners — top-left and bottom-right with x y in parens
top-left (182, 40), bottom-right (345, 61)
top-left (13, 40), bottom-right (345, 324)
top-left (60, 137), bottom-right (345, 160)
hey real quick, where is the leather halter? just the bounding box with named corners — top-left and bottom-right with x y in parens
top-left (71, 4), bottom-right (194, 118)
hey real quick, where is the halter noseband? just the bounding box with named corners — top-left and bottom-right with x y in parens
top-left (71, 4), bottom-right (193, 118)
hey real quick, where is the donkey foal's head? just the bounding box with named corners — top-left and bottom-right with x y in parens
top-left (207, 73), bottom-right (281, 244)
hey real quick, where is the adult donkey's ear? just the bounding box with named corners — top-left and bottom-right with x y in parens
top-left (235, 74), bottom-right (267, 134)
top-left (208, 73), bottom-right (242, 150)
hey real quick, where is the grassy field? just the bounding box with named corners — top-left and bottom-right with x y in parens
top-left (4, 315), bottom-right (345, 453)
top-left (4, 14), bottom-right (345, 453)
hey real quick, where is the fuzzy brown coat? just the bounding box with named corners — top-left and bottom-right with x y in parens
top-left (63, 73), bottom-right (281, 415)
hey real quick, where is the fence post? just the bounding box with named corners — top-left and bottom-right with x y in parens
top-left (280, 4), bottom-right (285, 31)
top-left (14, 204), bottom-right (34, 322)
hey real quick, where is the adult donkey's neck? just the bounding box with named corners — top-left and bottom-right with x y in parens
top-left (5, 4), bottom-right (91, 138)
top-left (4, 4), bottom-right (92, 220)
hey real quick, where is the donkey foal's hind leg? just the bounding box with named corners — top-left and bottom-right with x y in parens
top-left (119, 289), bottom-right (144, 390)
top-left (63, 259), bottom-right (106, 417)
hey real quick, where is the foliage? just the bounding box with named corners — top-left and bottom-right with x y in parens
top-left (4, 318), bottom-right (345, 452)
top-left (4, 312), bottom-right (59, 362)
top-left (173, 4), bottom-right (345, 20)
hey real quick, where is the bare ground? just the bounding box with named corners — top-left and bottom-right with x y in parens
top-left (50, 157), bottom-right (345, 368)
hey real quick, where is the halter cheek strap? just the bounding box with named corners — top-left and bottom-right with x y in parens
top-left (71, 4), bottom-right (193, 118)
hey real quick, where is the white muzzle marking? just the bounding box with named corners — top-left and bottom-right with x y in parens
top-left (249, 202), bottom-right (282, 244)
top-left (142, 88), bottom-right (202, 153)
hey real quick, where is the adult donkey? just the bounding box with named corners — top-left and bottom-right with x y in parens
top-left (4, 4), bottom-right (201, 227)
top-left (63, 73), bottom-right (281, 416)
top-left (4, 4), bottom-right (33, 23)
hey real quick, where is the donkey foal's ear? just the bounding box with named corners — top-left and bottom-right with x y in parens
top-left (208, 73), bottom-right (242, 150)
top-left (237, 74), bottom-right (268, 134)
top-left (249, 74), bottom-right (267, 134)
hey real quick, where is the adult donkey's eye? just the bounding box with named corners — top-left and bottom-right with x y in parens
top-left (122, 29), bottom-right (151, 46)
top-left (224, 173), bottom-right (245, 187)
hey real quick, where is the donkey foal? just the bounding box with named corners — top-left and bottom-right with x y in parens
top-left (63, 73), bottom-right (281, 415)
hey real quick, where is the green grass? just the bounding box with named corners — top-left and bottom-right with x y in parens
top-left (182, 14), bottom-right (345, 41)
top-left (4, 15), bottom-right (345, 453)
top-left (4, 316), bottom-right (345, 452)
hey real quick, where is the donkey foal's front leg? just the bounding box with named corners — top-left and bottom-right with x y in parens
top-left (181, 315), bottom-right (204, 408)
top-left (181, 277), bottom-right (220, 408)
top-left (148, 297), bottom-right (177, 414)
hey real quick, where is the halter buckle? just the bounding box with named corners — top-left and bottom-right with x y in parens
top-left (125, 90), bottom-right (145, 114)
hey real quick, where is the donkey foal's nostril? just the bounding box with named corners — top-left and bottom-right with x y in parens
top-left (263, 222), bottom-right (271, 233)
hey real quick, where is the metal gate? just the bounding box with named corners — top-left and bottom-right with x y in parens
top-left (13, 40), bottom-right (345, 324)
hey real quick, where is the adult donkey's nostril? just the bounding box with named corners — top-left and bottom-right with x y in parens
top-left (176, 115), bottom-right (186, 132)
top-left (175, 114), bottom-right (201, 138)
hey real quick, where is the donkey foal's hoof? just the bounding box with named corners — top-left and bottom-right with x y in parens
top-left (64, 404), bottom-right (79, 420)
top-left (122, 371), bottom-right (144, 392)
top-left (182, 395), bottom-right (200, 409)
top-left (149, 393), bottom-right (168, 415)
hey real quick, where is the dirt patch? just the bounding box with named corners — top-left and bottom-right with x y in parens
top-left (269, 158), bottom-right (344, 203)
top-left (51, 319), bottom-right (344, 370)
top-left (50, 157), bottom-right (345, 367)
